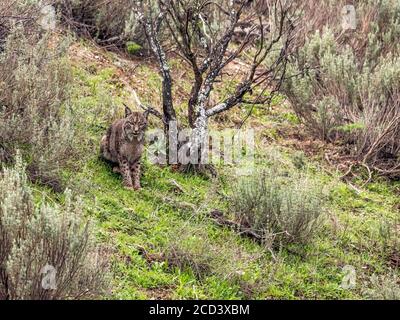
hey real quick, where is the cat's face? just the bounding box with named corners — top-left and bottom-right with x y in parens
top-left (123, 108), bottom-right (148, 142)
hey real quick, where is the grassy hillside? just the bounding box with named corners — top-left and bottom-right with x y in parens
top-left (2, 0), bottom-right (399, 302)
top-left (56, 38), bottom-right (399, 299)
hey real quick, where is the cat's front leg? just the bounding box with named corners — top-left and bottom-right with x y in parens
top-left (119, 157), bottom-right (133, 189)
top-left (130, 161), bottom-right (141, 190)
top-left (112, 166), bottom-right (120, 173)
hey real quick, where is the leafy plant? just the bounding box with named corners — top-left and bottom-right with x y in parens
top-left (126, 41), bottom-right (143, 55)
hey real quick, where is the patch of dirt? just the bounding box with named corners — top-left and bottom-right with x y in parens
top-left (68, 40), bottom-right (161, 105)
top-left (142, 287), bottom-right (176, 300)
top-left (389, 250), bottom-right (400, 270)
top-left (68, 40), bottom-right (200, 126)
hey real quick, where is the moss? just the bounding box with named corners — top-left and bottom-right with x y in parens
top-left (126, 41), bottom-right (142, 55)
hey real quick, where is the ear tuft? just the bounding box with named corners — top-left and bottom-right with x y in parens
top-left (124, 104), bottom-right (132, 117)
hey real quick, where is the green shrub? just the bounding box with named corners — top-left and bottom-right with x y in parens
top-left (0, 156), bottom-right (110, 300)
top-left (230, 168), bottom-right (326, 249)
top-left (126, 41), bottom-right (142, 55)
top-left (283, 0), bottom-right (400, 177)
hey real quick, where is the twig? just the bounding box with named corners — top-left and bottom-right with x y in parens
top-left (169, 179), bottom-right (185, 193)
top-left (125, 89), bottom-right (165, 123)
top-left (348, 182), bottom-right (362, 195)
top-left (340, 163), bottom-right (354, 181)
top-left (360, 162), bottom-right (372, 187)
top-left (209, 210), bottom-right (262, 242)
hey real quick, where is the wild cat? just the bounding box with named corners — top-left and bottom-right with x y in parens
top-left (100, 106), bottom-right (149, 190)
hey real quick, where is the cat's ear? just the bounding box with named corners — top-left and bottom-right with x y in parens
top-left (124, 104), bottom-right (132, 117)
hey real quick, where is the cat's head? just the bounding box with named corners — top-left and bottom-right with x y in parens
top-left (123, 106), bottom-right (148, 142)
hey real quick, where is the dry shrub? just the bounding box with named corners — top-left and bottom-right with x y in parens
top-left (0, 22), bottom-right (77, 191)
top-left (0, 0), bottom-right (41, 48)
top-left (376, 217), bottom-right (400, 270)
top-left (162, 228), bottom-right (219, 279)
top-left (0, 156), bottom-right (110, 300)
top-left (230, 168), bottom-right (326, 249)
top-left (283, 0), bottom-right (400, 177)
top-left (55, 0), bottom-right (145, 51)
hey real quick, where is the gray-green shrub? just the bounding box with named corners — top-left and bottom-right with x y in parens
top-left (0, 24), bottom-right (76, 191)
top-left (362, 273), bottom-right (400, 300)
top-left (0, 156), bottom-right (110, 300)
top-left (283, 0), bottom-right (400, 177)
top-left (230, 168), bottom-right (325, 249)
top-left (0, 0), bottom-right (41, 48)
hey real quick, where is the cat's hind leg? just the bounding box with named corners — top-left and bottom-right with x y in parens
top-left (100, 135), bottom-right (113, 161)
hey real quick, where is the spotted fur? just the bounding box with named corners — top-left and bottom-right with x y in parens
top-left (100, 106), bottom-right (148, 190)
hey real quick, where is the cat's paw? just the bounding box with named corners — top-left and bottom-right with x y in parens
top-left (113, 166), bottom-right (120, 173)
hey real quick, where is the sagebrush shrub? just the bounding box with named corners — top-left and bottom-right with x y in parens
top-left (0, 24), bottom-right (76, 191)
top-left (230, 168), bottom-right (325, 248)
top-left (0, 156), bottom-right (110, 300)
top-left (283, 0), bottom-right (400, 177)
top-left (362, 273), bottom-right (400, 300)
top-left (0, 0), bottom-right (41, 48)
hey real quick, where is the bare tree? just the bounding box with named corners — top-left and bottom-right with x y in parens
top-left (134, 0), bottom-right (295, 171)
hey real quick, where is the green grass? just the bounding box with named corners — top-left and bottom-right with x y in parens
top-left (35, 39), bottom-right (400, 299)
top-left (65, 146), bottom-right (398, 299)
